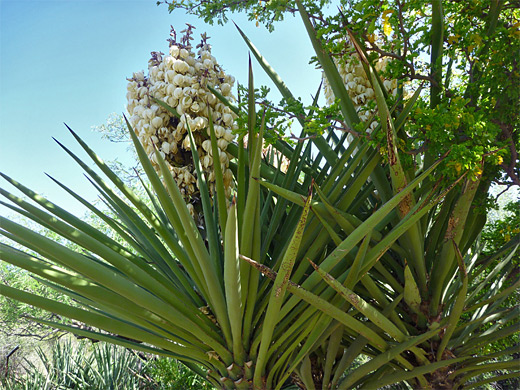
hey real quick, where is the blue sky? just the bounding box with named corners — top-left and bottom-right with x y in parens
top-left (0, 0), bottom-right (322, 217)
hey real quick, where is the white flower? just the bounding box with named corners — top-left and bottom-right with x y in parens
top-left (217, 139), bottom-right (229, 150)
top-left (215, 125), bottom-right (225, 138)
top-left (143, 108), bottom-right (153, 120)
top-left (170, 45), bottom-right (180, 57)
top-left (182, 136), bottom-right (191, 150)
top-left (173, 60), bottom-right (189, 73)
top-left (223, 129), bottom-right (234, 142)
top-left (166, 84), bottom-right (175, 96)
top-left (173, 87), bottom-right (184, 99)
top-left (179, 48), bottom-right (189, 59)
top-left (173, 74), bottom-right (184, 86)
top-left (202, 155), bottom-right (212, 168)
top-left (206, 92), bottom-right (217, 105)
top-left (166, 70), bottom-right (176, 83)
top-left (127, 27), bottom-right (237, 202)
top-left (202, 139), bottom-right (212, 152)
top-left (186, 203), bottom-right (195, 217)
top-left (222, 113), bottom-right (233, 126)
top-left (152, 117), bottom-right (163, 129)
top-left (191, 102), bottom-right (200, 112)
top-left (194, 116), bottom-right (205, 129)
top-left (181, 96), bottom-right (192, 110)
top-left (220, 83), bottom-right (231, 95)
top-left (161, 141), bottom-right (170, 153)
top-left (322, 39), bottom-right (397, 135)
top-left (356, 84), bottom-right (366, 94)
top-left (218, 150), bottom-right (228, 164)
top-left (167, 96), bottom-right (177, 107)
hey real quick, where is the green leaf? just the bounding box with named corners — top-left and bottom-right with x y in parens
top-left (436, 241), bottom-right (468, 360)
top-left (254, 186), bottom-right (312, 388)
top-left (295, 0), bottom-right (359, 128)
top-left (309, 259), bottom-right (409, 344)
top-left (338, 327), bottom-right (442, 390)
top-left (223, 201), bottom-right (246, 365)
top-left (404, 264), bottom-right (422, 314)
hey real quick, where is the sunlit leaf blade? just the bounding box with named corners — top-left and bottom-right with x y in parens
top-left (253, 186), bottom-right (312, 388)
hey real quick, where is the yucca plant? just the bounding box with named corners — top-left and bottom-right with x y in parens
top-left (237, 2), bottom-right (519, 389)
top-left (1, 339), bottom-right (154, 390)
top-left (0, 2), bottom-right (518, 390)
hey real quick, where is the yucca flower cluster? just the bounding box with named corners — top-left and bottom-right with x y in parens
top-left (126, 25), bottom-right (237, 208)
top-left (323, 39), bottom-right (397, 131)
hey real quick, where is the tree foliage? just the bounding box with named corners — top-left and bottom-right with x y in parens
top-left (163, 0), bottom-right (520, 188)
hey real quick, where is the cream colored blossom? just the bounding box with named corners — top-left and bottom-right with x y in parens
top-left (322, 38), bottom-right (397, 133)
top-left (126, 25), bottom-right (237, 204)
